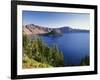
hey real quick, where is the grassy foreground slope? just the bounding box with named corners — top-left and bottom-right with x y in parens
top-left (23, 54), bottom-right (52, 68)
top-left (23, 34), bottom-right (64, 69)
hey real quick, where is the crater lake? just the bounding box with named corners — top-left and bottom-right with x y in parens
top-left (41, 32), bottom-right (90, 66)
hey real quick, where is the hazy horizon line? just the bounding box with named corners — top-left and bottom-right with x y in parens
top-left (23, 23), bottom-right (90, 30)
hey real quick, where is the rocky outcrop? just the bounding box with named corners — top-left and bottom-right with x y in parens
top-left (23, 24), bottom-right (49, 35)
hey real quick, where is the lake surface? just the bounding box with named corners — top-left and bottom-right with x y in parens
top-left (41, 32), bottom-right (89, 66)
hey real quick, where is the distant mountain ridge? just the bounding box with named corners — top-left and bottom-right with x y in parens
top-left (23, 24), bottom-right (89, 35)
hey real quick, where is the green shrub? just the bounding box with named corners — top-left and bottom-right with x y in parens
top-left (80, 55), bottom-right (89, 66)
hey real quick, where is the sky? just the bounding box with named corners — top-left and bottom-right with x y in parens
top-left (22, 11), bottom-right (90, 30)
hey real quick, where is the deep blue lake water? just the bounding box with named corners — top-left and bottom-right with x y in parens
top-left (41, 32), bottom-right (89, 65)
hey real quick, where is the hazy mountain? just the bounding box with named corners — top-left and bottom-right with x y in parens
top-left (23, 24), bottom-right (89, 36)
